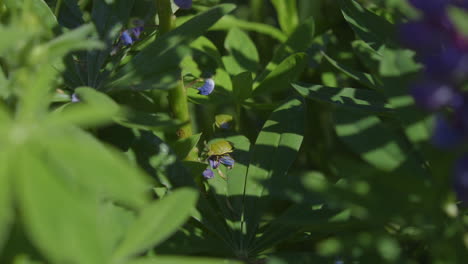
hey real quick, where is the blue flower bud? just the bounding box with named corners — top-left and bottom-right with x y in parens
top-left (120, 30), bottom-right (133, 46)
top-left (220, 156), bottom-right (235, 169)
top-left (197, 78), bottom-right (215, 95)
top-left (174, 0), bottom-right (192, 9)
top-left (454, 155), bottom-right (468, 204)
top-left (203, 168), bottom-right (215, 179)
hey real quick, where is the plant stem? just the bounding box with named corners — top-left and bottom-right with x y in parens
top-left (55, 0), bottom-right (63, 17)
top-left (155, 0), bottom-right (193, 139)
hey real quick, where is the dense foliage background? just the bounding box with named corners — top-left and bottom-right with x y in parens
top-left (1, 0), bottom-right (468, 263)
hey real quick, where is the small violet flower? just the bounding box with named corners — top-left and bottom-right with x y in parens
top-left (203, 168), bottom-right (215, 179)
top-left (120, 30), bottom-right (134, 46)
top-left (203, 154), bottom-right (235, 179)
top-left (197, 78), bottom-right (215, 95)
top-left (219, 156), bottom-right (235, 169)
top-left (71, 93), bottom-right (80, 103)
top-left (209, 157), bottom-right (220, 169)
top-left (175, 0), bottom-right (192, 9)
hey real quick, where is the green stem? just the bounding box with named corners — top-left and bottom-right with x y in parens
top-left (156, 0), bottom-right (193, 139)
top-left (54, 0), bottom-right (62, 17)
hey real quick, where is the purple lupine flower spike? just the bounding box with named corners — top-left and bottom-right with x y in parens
top-left (409, 0), bottom-right (449, 15)
top-left (120, 30), bottom-right (133, 45)
top-left (203, 168), bottom-right (215, 179)
top-left (431, 115), bottom-right (465, 148)
top-left (410, 81), bottom-right (461, 110)
top-left (220, 156), bottom-right (235, 169)
top-left (175, 0), bottom-right (192, 9)
top-left (454, 155), bottom-right (468, 204)
top-left (197, 78), bottom-right (215, 95)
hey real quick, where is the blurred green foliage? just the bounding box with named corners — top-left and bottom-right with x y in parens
top-left (0, 0), bottom-right (467, 264)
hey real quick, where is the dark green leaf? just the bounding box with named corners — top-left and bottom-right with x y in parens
top-left (253, 53), bottom-right (308, 96)
top-left (292, 83), bottom-right (392, 114)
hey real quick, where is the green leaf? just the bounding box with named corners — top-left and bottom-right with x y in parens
top-left (334, 108), bottom-right (427, 176)
top-left (87, 0), bottom-right (135, 88)
top-left (223, 27), bottom-right (259, 75)
top-left (271, 0), bottom-right (299, 35)
top-left (256, 17), bottom-right (315, 84)
top-left (243, 98), bottom-right (305, 249)
top-left (112, 188), bottom-right (198, 261)
top-left (16, 149), bottom-right (108, 264)
top-left (339, 0), bottom-right (397, 50)
top-left (171, 133), bottom-right (202, 160)
top-left (250, 204), bottom-right (336, 254)
top-left (190, 36), bottom-right (224, 68)
top-left (49, 87), bottom-right (119, 128)
top-left (0, 152), bottom-right (12, 252)
top-left (116, 110), bottom-right (182, 132)
top-left (127, 256), bottom-right (242, 264)
top-left (35, 24), bottom-right (103, 63)
top-left (58, 0), bottom-right (85, 28)
top-left (322, 52), bottom-right (378, 90)
top-left (448, 6), bottom-right (468, 37)
top-left (37, 128), bottom-right (151, 209)
top-left (253, 53), bottom-right (308, 96)
top-left (104, 4), bottom-right (236, 92)
top-left (379, 48), bottom-right (421, 77)
top-left (232, 72), bottom-right (253, 102)
top-left (292, 83), bottom-right (392, 114)
top-left (199, 15), bottom-right (287, 42)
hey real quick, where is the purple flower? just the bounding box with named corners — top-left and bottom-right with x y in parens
top-left (431, 115), bottom-right (465, 148)
top-left (174, 0), bottom-right (192, 9)
top-left (120, 30), bottom-right (133, 46)
top-left (454, 155), bottom-right (468, 204)
top-left (71, 93), bottom-right (80, 103)
top-left (209, 157), bottom-right (220, 169)
top-left (203, 168), bottom-right (215, 179)
top-left (219, 156), bottom-right (235, 169)
top-left (422, 45), bottom-right (468, 82)
top-left (197, 78), bottom-right (215, 95)
top-left (399, 21), bottom-right (447, 53)
top-left (410, 81), bottom-right (462, 110)
top-left (409, 0), bottom-right (449, 15)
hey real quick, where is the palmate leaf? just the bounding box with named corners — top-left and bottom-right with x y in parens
top-left (103, 4), bottom-right (236, 92)
top-left (112, 188), bottom-right (198, 262)
top-left (242, 98), bottom-right (305, 250)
